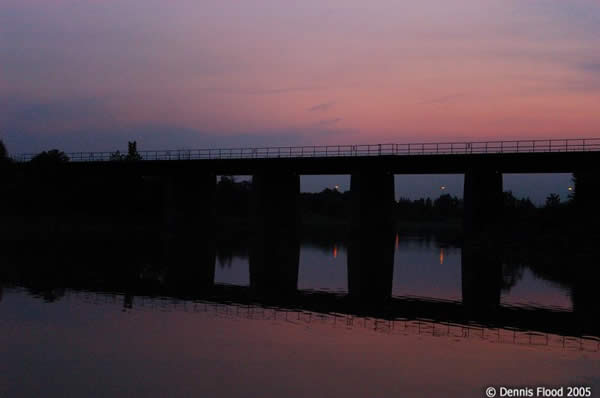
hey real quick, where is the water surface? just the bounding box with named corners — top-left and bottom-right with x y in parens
top-left (1, 232), bottom-right (598, 397)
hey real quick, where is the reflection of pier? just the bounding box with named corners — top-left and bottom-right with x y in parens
top-left (162, 238), bottom-right (216, 290)
top-left (347, 231), bottom-right (395, 303)
top-left (461, 243), bottom-right (503, 311)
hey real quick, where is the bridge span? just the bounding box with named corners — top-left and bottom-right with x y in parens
top-left (9, 137), bottom-right (600, 236)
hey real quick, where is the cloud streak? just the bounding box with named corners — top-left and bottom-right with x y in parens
top-left (197, 86), bottom-right (326, 95)
top-left (418, 93), bottom-right (466, 105)
top-left (308, 101), bottom-right (335, 112)
top-left (315, 118), bottom-right (342, 127)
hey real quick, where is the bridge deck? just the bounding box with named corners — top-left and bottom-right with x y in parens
top-left (14, 138), bottom-right (600, 175)
top-left (18, 150), bottom-right (600, 175)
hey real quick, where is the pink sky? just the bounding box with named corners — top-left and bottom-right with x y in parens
top-left (2, 0), bottom-right (600, 152)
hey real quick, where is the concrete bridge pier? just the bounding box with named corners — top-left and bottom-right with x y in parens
top-left (346, 171), bottom-right (396, 304)
top-left (463, 168), bottom-right (503, 238)
top-left (249, 171), bottom-right (300, 297)
top-left (250, 171), bottom-right (300, 231)
top-left (461, 243), bottom-right (503, 312)
top-left (350, 171), bottom-right (395, 231)
top-left (572, 169), bottom-right (600, 234)
top-left (249, 230), bottom-right (300, 297)
top-left (163, 173), bottom-right (216, 238)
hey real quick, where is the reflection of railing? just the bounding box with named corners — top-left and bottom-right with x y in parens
top-left (14, 138), bottom-right (600, 162)
top-left (73, 291), bottom-right (600, 352)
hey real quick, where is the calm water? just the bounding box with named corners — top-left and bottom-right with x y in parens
top-left (1, 232), bottom-right (599, 397)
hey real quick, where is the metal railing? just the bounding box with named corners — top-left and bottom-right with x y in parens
top-left (14, 138), bottom-right (600, 162)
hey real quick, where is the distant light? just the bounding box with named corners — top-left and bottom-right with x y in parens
top-left (440, 186), bottom-right (446, 190)
top-left (568, 186), bottom-right (573, 191)
top-left (335, 185), bottom-right (340, 190)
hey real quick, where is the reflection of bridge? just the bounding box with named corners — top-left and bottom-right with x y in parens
top-left (11, 137), bottom-right (600, 235)
top-left (3, 252), bottom-right (598, 340)
top-left (127, 283), bottom-right (600, 339)
top-left (49, 289), bottom-right (596, 352)
top-left (17, 282), bottom-right (600, 349)
top-left (1, 234), bottom-right (599, 339)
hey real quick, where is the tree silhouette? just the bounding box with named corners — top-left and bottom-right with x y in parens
top-left (110, 141), bottom-right (143, 161)
top-left (126, 141), bottom-right (142, 161)
top-left (0, 139), bottom-right (7, 161)
top-left (30, 149), bottom-right (70, 164)
top-left (544, 193), bottom-right (561, 208)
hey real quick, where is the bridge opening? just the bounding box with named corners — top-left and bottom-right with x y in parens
top-left (394, 174), bottom-right (464, 233)
top-left (300, 175), bottom-right (350, 227)
top-left (503, 173), bottom-right (573, 206)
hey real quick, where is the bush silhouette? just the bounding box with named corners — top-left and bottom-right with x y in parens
top-left (30, 149), bottom-right (70, 164)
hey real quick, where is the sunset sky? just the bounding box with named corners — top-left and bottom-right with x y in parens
top-left (2, 0), bottom-right (598, 199)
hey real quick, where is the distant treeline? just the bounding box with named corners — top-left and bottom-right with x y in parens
top-left (215, 175), bottom-right (573, 223)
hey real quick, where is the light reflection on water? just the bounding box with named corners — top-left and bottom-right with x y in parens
top-left (215, 235), bottom-right (572, 310)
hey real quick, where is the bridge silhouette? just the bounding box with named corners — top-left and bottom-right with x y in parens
top-left (14, 137), bottom-right (600, 163)
top-left (14, 137), bottom-right (600, 236)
